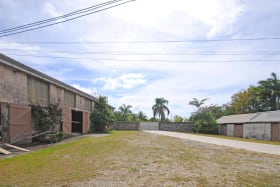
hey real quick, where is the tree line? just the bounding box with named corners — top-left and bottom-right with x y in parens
top-left (90, 72), bottom-right (280, 133)
top-left (188, 72), bottom-right (280, 134)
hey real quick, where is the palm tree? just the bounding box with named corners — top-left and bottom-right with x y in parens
top-left (137, 111), bottom-right (147, 121)
top-left (258, 72), bottom-right (280, 110)
top-left (118, 104), bottom-right (132, 120)
top-left (188, 98), bottom-right (209, 109)
top-left (152, 98), bottom-right (170, 122)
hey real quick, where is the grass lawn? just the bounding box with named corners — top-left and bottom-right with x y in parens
top-left (0, 131), bottom-right (279, 186)
top-left (188, 133), bottom-right (280, 145)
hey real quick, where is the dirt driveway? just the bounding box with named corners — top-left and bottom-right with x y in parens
top-left (70, 131), bottom-right (280, 187)
top-left (145, 130), bottom-right (280, 155)
top-left (1, 131), bottom-right (279, 186)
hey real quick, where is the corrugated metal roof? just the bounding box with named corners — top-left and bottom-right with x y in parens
top-left (217, 113), bottom-right (257, 124)
top-left (250, 110), bottom-right (280, 122)
top-left (217, 110), bottom-right (280, 124)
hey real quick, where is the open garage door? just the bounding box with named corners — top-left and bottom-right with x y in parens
top-left (72, 110), bottom-right (83, 133)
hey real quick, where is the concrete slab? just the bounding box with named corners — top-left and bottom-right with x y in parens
top-left (144, 130), bottom-right (280, 155)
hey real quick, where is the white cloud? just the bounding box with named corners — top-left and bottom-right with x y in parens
top-left (179, 0), bottom-right (245, 38)
top-left (94, 73), bottom-right (147, 90)
top-left (0, 0), bottom-right (279, 119)
top-left (0, 41), bottom-right (40, 54)
top-left (43, 2), bottom-right (62, 17)
top-left (71, 84), bottom-right (93, 95)
top-left (111, 0), bottom-right (245, 38)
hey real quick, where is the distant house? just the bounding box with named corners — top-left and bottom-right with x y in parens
top-left (0, 53), bottom-right (112, 143)
top-left (217, 110), bottom-right (280, 141)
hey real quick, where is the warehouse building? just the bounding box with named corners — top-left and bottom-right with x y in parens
top-left (0, 53), bottom-right (108, 143)
top-left (217, 110), bottom-right (280, 141)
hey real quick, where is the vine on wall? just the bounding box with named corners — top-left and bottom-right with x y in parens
top-left (31, 101), bottom-right (62, 133)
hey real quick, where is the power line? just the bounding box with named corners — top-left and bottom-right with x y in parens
top-left (2, 37), bottom-right (280, 43)
top-left (1, 48), bottom-right (280, 56)
top-left (0, 0), bottom-right (135, 38)
top-left (0, 0), bottom-right (124, 34)
top-left (4, 53), bottom-right (280, 63)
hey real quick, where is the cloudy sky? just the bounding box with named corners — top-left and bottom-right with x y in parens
top-left (0, 0), bottom-right (280, 119)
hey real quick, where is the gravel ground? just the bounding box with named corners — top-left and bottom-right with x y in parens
top-left (1, 131), bottom-right (279, 186)
top-left (69, 131), bottom-right (280, 187)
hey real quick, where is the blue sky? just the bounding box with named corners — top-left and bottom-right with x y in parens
top-left (0, 0), bottom-right (280, 119)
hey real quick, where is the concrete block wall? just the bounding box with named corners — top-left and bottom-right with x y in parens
top-left (112, 122), bottom-right (139, 130)
top-left (159, 122), bottom-right (194, 132)
top-left (243, 123), bottom-right (271, 140)
top-left (139, 122), bottom-right (159, 130)
top-left (112, 122), bottom-right (195, 132)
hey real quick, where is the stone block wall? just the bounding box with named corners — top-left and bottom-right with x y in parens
top-left (112, 122), bottom-right (139, 130)
top-left (159, 122), bottom-right (194, 132)
top-left (139, 122), bottom-right (159, 130)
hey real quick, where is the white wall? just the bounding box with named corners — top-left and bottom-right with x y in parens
top-left (227, 124), bottom-right (234, 136)
top-left (243, 123), bottom-right (271, 140)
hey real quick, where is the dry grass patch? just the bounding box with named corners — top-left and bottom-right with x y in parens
top-left (0, 131), bottom-right (279, 186)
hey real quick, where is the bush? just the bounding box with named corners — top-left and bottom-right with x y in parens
top-left (90, 96), bottom-right (113, 133)
top-left (31, 102), bottom-right (62, 133)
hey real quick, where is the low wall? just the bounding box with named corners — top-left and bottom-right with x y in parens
top-left (112, 122), bottom-right (139, 130)
top-left (159, 122), bottom-right (194, 132)
top-left (112, 122), bottom-right (194, 132)
top-left (139, 122), bottom-right (159, 130)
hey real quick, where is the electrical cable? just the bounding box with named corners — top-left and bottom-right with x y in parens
top-left (4, 53), bottom-right (280, 63)
top-left (0, 0), bottom-right (124, 34)
top-left (0, 0), bottom-right (135, 38)
top-left (2, 37), bottom-right (280, 43)
top-left (1, 48), bottom-right (280, 56)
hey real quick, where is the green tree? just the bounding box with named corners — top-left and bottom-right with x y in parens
top-left (137, 111), bottom-right (148, 121)
top-left (126, 113), bottom-right (138, 122)
top-left (152, 97), bottom-right (170, 122)
top-left (90, 96), bottom-right (113, 132)
top-left (189, 105), bottom-right (224, 134)
top-left (118, 104), bottom-right (132, 121)
top-left (226, 72), bottom-right (280, 114)
top-left (173, 115), bottom-right (183, 122)
top-left (188, 98), bottom-right (209, 109)
top-left (258, 72), bottom-right (280, 110)
top-left (228, 89), bottom-right (250, 114)
top-left (113, 111), bottom-right (123, 122)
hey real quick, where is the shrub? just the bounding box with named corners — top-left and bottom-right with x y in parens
top-left (90, 96), bottom-right (113, 133)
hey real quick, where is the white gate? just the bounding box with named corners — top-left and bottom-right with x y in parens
top-left (139, 122), bottom-right (159, 130)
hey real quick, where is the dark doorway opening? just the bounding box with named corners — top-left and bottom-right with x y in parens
top-left (72, 110), bottom-right (83, 133)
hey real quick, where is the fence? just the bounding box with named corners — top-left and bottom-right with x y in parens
top-left (112, 121), bottom-right (194, 132)
top-left (160, 122), bottom-right (194, 132)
